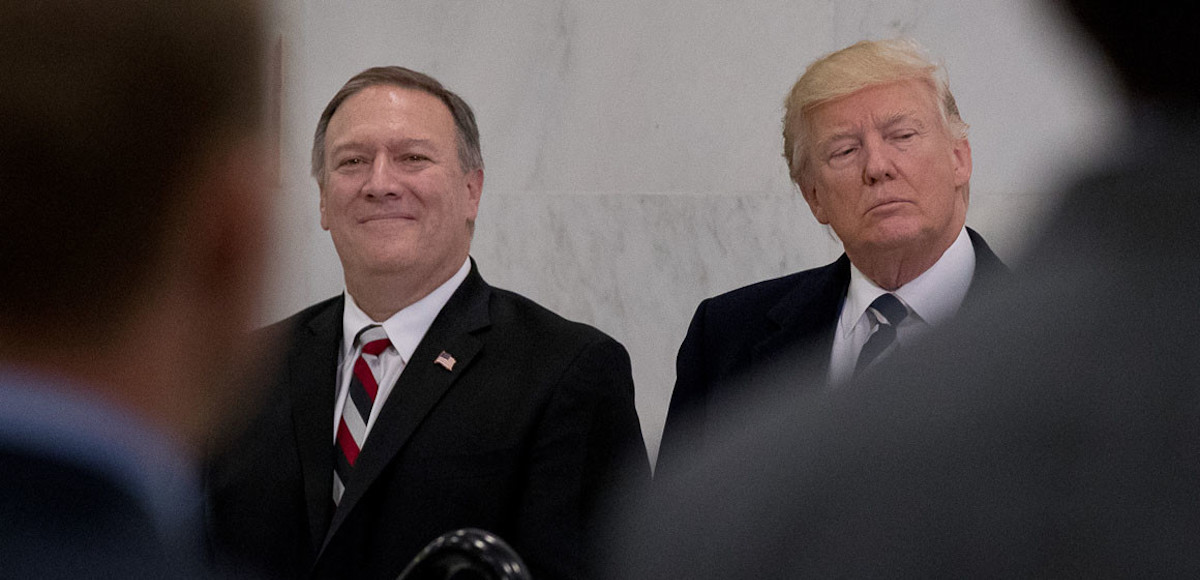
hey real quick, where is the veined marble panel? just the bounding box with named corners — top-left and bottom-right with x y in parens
top-left (471, 190), bottom-right (839, 461)
top-left (280, 0), bottom-right (1118, 201)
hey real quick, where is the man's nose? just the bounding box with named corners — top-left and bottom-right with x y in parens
top-left (862, 140), bottom-right (896, 185)
top-left (363, 156), bottom-right (401, 198)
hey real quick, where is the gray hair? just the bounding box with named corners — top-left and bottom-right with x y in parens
top-left (311, 66), bottom-right (482, 181)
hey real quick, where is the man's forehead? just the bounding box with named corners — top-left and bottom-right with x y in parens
top-left (331, 85), bottom-right (451, 126)
top-left (325, 87), bottom-right (455, 148)
top-left (811, 82), bottom-right (937, 132)
top-left (817, 110), bottom-right (932, 142)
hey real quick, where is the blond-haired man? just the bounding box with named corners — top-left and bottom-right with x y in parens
top-left (614, 1), bottom-right (1200, 574)
top-left (658, 39), bottom-right (1006, 472)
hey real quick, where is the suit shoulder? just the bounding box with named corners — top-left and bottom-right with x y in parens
top-left (485, 285), bottom-right (621, 349)
top-left (701, 259), bottom-right (846, 316)
top-left (257, 295), bottom-right (341, 336)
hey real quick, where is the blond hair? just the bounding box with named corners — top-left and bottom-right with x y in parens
top-left (783, 38), bottom-right (967, 187)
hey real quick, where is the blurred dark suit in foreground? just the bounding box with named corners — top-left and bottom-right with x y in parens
top-left (610, 2), bottom-right (1200, 577)
top-left (1, 0), bottom-right (270, 577)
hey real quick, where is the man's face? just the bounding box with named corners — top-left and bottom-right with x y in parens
top-left (319, 85), bottom-right (482, 284)
top-left (799, 79), bottom-right (971, 258)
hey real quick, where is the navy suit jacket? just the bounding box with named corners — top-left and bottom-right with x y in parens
top-left (205, 263), bottom-right (650, 580)
top-left (609, 108), bottom-right (1200, 579)
top-left (1, 447), bottom-right (208, 579)
top-left (1, 374), bottom-right (217, 579)
top-left (657, 228), bottom-right (1006, 472)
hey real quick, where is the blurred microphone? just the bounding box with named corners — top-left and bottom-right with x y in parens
top-left (396, 528), bottom-right (531, 580)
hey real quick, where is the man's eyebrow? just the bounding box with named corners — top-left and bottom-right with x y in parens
top-left (387, 137), bottom-right (435, 149)
top-left (814, 111), bottom-right (930, 153)
top-left (815, 129), bottom-right (860, 153)
top-left (327, 140), bottom-right (365, 158)
top-left (328, 137), bottom-right (435, 156)
top-left (878, 110), bottom-right (925, 130)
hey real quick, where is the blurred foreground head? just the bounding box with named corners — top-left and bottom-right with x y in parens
top-left (1056, 1), bottom-right (1200, 102)
top-left (0, 0), bottom-right (271, 452)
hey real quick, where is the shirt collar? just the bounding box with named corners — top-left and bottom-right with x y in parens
top-left (342, 257), bottom-right (472, 364)
top-left (839, 227), bottom-right (975, 336)
top-left (898, 227), bottom-right (975, 326)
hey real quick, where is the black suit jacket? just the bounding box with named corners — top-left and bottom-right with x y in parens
top-left (611, 109), bottom-right (1200, 578)
top-left (206, 263), bottom-right (650, 580)
top-left (657, 228), bottom-right (1006, 472)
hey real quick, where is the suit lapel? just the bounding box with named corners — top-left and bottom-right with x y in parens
top-left (744, 232), bottom-right (1003, 388)
top-left (751, 255), bottom-right (850, 382)
top-left (963, 227), bottom-right (1009, 311)
top-left (287, 296), bottom-right (344, 555)
top-left (321, 265), bottom-right (492, 551)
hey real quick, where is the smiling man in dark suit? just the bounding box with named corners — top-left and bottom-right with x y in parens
top-left (657, 39), bottom-right (1006, 472)
top-left (206, 66), bottom-right (649, 580)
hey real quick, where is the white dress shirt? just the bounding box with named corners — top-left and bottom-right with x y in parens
top-left (828, 227), bottom-right (976, 386)
top-left (332, 257), bottom-right (471, 442)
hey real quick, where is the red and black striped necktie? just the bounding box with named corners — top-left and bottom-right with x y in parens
top-left (333, 324), bottom-right (391, 505)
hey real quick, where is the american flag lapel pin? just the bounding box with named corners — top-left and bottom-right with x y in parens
top-left (434, 350), bottom-right (456, 371)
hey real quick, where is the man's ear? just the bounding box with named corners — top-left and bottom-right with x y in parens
top-left (318, 177), bottom-right (330, 231)
top-left (798, 179), bottom-right (830, 225)
top-left (180, 136), bottom-right (273, 312)
top-left (464, 168), bottom-right (483, 221)
top-left (952, 137), bottom-right (972, 189)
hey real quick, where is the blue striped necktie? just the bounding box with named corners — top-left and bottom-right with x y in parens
top-left (855, 293), bottom-right (908, 375)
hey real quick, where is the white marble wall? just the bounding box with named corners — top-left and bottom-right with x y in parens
top-left (265, 0), bottom-right (1122, 462)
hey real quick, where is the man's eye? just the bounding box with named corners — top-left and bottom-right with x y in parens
top-left (339, 158), bottom-right (365, 167)
top-left (831, 147), bottom-right (856, 159)
top-left (893, 131), bottom-right (917, 141)
top-left (404, 154), bottom-right (429, 162)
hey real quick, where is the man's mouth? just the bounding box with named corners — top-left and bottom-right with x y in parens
top-left (359, 212), bottom-right (416, 224)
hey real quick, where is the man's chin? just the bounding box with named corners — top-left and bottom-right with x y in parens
top-left (862, 223), bottom-right (925, 249)
top-left (363, 257), bottom-right (422, 276)
top-left (853, 224), bottom-right (955, 258)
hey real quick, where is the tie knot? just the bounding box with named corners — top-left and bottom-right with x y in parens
top-left (868, 293), bottom-right (908, 327)
top-left (356, 324), bottom-right (391, 356)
